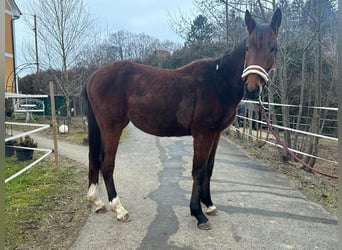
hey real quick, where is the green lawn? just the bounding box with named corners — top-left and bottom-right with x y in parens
top-left (4, 116), bottom-right (130, 248)
top-left (5, 155), bottom-right (89, 249)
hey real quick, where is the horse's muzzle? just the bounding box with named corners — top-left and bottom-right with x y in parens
top-left (241, 65), bottom-right (269, 100)
top-left (244, 83), bottom-right (261, 100)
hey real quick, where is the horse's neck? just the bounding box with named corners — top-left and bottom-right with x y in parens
top-left (217, 41), bottom-right (246, 83)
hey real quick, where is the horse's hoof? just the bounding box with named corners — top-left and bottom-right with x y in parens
top-left (95, 205), bottom-right (107, 213)
top-left (198, 221), bottom-right (212, 230)
top-left (117, 213), bottom-right (131, 222)
top-left (205, 206), bottom-right (217, 216)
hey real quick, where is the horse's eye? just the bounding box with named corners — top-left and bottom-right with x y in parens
top-left (270, 46), bottom-right (278, 53)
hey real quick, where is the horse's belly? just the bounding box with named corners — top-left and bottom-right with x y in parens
top-left (130, 119), bottom-right (191, 137)
top-left (127, 93), bottom-right (194, 137)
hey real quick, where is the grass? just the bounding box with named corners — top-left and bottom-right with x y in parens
top-left (4, 115), bottom-right (130, 249)
top-left (5, 155), bottom-right (88, 249)
top-left (5, 152), bottom-right (44, 179)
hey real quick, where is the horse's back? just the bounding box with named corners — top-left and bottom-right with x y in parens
top-left (85, 61), bottom-right (196, 136)
top-left (85, 59), bottom-right (241, 136)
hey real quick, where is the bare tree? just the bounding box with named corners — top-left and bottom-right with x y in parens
top-left (106, 30), bottom-right (180, 61)
top-left (25, 0), bottom-right (93, 117)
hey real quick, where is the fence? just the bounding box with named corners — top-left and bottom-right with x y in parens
top-left (5, 82), bottom-right (59, 183)
top-left (5, 122), bottom-right (53, 183)
top-left (232, 100), bottom-right (338, 168)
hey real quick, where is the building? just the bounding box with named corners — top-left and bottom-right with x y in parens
top-left (5, 0), bottom-right (21, 93)
top-left (154, 49), bottom-right (172, 58)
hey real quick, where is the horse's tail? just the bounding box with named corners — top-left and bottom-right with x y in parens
top-left (82, 84), bottom-right (102, 173)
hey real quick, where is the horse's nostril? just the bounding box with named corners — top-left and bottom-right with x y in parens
top-left (244, 83), bottom-right (261, 100)
top-left (245, 81), bottom-right (260, 93)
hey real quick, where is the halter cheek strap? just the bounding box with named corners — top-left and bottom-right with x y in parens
top-left (241, 65), bottom-right (270, 83)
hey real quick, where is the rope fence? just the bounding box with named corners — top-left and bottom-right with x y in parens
top-left (233, 100), bottom-right (338, 169)
top-left (5, 149), bottom-right (52, 183)
top-left (5, 122), bottom-right (54, 183)
top-left (5, 82), bottom-right (59, 183)
top-left (5, 122), bottom-right (50, 142)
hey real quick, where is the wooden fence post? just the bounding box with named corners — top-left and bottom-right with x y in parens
top-left (49, 81), bottom-right (59, 165)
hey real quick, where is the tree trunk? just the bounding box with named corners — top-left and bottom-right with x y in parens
top-left (280, 59), bottom-right (291, 148)
top-left (304, 1), bottom-right (322, 167)
top-left (293, 49), bottom-right (306, 150)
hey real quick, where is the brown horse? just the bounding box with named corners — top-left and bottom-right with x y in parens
top-left (83, 9), bottom-right (281, 230)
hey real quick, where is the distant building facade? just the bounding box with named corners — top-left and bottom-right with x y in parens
top-left (154, 49), bottom-right (172, 58)
top-left (5, 0), bottom-right (21, 93)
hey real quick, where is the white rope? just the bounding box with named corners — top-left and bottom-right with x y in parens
top-left (236, 115), bottom-right (338, 141)
top-left (5, 149), bottom-right (52, 183)
top-left (230, 126), bottom-right (338, 165)
top-left (4, 122), bottom-right (54, 183)
top-left (5, 123), bottom-right (50, 142)
top-left (241, 100), bottom-right (338, 111)
top-left (5, 122), bottom-right (50, 127)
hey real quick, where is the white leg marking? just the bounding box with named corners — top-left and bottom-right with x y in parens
top-left (205, 205), bottom-right (218, 215)
top-left (109, 197), bottom-right (129, 222)
top-left (87, 184), bottom-right (106, 212)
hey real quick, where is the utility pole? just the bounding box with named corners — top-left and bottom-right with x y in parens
top-left (33, 14), bottom-right (39, 74)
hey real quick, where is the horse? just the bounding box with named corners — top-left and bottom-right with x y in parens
top-left (83, 9), bottom-right (281, 230)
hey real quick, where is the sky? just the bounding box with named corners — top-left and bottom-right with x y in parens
top-left (86, 0), bottom-right (194, 42)
top-left (13, 0), bottom-right (195, 76)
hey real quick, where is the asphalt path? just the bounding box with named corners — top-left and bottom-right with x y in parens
top-left (30, 124), bottom-right (338, 249)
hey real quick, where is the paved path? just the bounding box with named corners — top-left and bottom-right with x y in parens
top-left (31, 125), bottom-right (338, 249)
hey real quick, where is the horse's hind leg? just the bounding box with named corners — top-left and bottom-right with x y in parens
top-left (86, 94), bottom-right (107, 213)
top-left (87, 136), bottom-right (106, 213)
top-left (101, 127), bottom-right (129, 222)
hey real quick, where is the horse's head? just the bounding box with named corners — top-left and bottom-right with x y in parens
top-left (242, 9), bottom-right (282, 100)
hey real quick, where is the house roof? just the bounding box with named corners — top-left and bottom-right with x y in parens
top-left (7, 0), bottom-right (22, 18)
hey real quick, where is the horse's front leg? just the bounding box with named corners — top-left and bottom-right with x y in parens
top-left (103, 164), bottom-right (129, 222)
top-left (201, 133), bottom-right (221, 216)
top-left (190, 132), bottom-right (218, 230)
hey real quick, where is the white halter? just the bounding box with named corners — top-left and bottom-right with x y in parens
top-left (241, 65), bottom-right (270, 83)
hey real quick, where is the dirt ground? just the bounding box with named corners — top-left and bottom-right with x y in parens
top-left (223, 128), bottom-right (338, 213)
top-left (25, 187), bottom-right (90, 250)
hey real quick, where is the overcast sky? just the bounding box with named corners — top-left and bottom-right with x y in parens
top-left (86, 0), bottom-right (194, 42)
top-left (13, 0), bottom-right (194, 75)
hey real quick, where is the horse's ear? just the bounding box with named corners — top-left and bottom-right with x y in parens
top-left (270, 8), bottom-right (282, 35)
top-left (245, 10), bottom-right (256, 34)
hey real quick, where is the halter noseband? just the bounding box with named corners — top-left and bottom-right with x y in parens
top-left (241, 65), bottom-right (270, 83)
